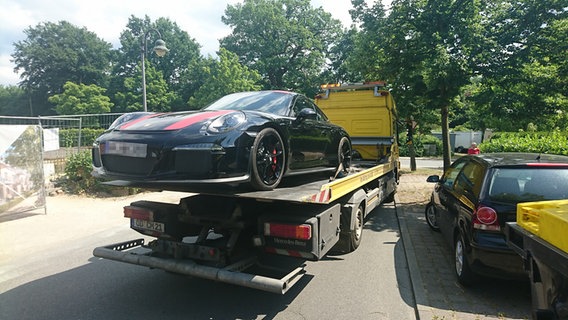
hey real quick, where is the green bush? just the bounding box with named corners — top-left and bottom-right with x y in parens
top-left (399, 134), bottom-right (443, 157)
top-left (61, 150), bottom-right (140, 196)
top-left (59, 128), bottom-right (105, 148)
top-left (63, 151), bottom-right (98, 193)
top-left (480, 130), bottom-right (568, 156)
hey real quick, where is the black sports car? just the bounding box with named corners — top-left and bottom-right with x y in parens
top-left (92, 90), bottom-right (351, 191)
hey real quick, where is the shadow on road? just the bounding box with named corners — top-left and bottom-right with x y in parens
top-left (0, 258), bottom-right (312, 320)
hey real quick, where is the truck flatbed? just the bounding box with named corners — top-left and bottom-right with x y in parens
top-left (104, 160), bottom-right (396, 204)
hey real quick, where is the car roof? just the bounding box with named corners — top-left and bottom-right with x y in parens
top-left (473, 152), bottom-right (568, 167)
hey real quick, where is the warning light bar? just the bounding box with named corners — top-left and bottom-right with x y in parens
top-left (320, 83), bottom-right (341, 89)
top-left (264, 223), bottom-right (312, 240)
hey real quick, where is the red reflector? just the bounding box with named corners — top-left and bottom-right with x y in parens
top-left (123, 206), bottom-right (153, 220)
top-left (264, 223), bottom-right (312, 240)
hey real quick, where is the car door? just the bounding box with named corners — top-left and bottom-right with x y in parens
top-left (435, 158), bottom-right (468, 246)
top-left (288, 96), bottom-right (331, 169)
top-left (453, 160), bottom-right (486, 241)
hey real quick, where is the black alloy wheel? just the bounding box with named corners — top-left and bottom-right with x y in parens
top-left (250, 128), bottom-right (285, 191)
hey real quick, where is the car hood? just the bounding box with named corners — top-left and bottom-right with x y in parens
top-left (117, 110), bottom-right (233, 131)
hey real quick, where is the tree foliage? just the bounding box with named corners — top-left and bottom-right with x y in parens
top-left (0, 85), bottom-right (29, 116)
top-left (188, 48), bottom-right (261, 108)
top-left (109, 15), bottom-right (202, 111)
top-left (48, 81), bottom-right (113, 115)
top-left (11, 21), bottom-right (112, 115)
top-left (220, 0), bottom-right (344, 96)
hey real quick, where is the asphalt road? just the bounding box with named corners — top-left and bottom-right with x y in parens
top-left (0, 193), bottom-right (415, 320)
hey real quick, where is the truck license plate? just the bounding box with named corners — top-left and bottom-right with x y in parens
top-left (131, 219), bottom-right (164, 233)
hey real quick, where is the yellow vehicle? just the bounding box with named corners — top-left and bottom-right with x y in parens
top-left (93, 84), bottom-right (400, 294)
top-left (315, 81), bottom-right (398, 162)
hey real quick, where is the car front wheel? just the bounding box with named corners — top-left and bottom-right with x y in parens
top-left (250, 128), bottom-right (285, 191)
top-left (425, 203), bottom-right (440, 231)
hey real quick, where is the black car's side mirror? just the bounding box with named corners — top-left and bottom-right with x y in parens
top-left (426, 175), bottom-right (440, 183)
top-left (297, 108), bottom-right (317, 121)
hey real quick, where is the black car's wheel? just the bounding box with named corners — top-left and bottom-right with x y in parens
top-left (250, 128), bottom-right (285, 191)
top-left (454, 232), bottom-right (475, 286)
top-left (338, 137), bottom-right (352, 173)
top-left (425, 203), bottom-right (440, 231)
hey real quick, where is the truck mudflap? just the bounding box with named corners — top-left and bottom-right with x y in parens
top-left (93, 239), bottom-right (306, 294)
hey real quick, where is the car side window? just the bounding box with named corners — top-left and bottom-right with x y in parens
top-left (455, 161), bottom-right (484, 199)
top-left (442, 159), bottom-right (467, 188)
top-left (291, 96), bottom-right (311, 117)
top-left (312, 101), bottom-right (329, 122)
top-left (292, 97), bottom-right (328, 122)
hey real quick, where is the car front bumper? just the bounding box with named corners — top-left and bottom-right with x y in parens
top-left (92, 140), bottom-right (251, 184)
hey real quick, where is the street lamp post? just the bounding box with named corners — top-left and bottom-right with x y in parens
top-left (141, 29), bottom-right (169, 112)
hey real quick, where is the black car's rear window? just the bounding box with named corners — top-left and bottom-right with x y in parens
top-left (488, 167), bottom-right (568, 203)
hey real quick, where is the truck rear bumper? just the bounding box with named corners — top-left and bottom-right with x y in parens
top-left (93, 239), bottom-right (306, 294)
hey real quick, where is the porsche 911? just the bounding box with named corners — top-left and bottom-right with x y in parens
top-left (92, 90), bottom-right (351, 191)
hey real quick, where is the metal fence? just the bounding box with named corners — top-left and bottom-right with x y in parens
top-left (0, 113), bottom-right (125, 216)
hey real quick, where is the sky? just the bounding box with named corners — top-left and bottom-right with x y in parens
top-left (0, 0), bottom-right (382, 86)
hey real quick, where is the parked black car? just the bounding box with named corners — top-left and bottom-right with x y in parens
top-left (92, 91), bottom-right (351, 191)
top-left (425, 153), bottom-right (568, 285)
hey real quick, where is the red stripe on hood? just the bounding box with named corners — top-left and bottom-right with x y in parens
top-left (119, 114), bottom-right (162, 130)
top-left (164, 110), bottom-right (232, 130)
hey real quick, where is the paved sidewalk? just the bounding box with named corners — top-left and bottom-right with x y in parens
top-left (396, 173), bottom-right (532, 319)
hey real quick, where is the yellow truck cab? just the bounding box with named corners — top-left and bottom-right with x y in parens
top-left (315, 82), bottom-right (399, 163)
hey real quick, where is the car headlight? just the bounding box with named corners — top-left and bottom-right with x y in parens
top-left (205, 112), bottom-right (246, 134)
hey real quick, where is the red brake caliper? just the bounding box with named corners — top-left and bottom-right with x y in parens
top-left (271, 147), bottom-right (277, 173)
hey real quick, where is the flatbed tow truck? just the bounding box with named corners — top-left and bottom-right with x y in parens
top-left (93, 82), bottom-right (400, 294)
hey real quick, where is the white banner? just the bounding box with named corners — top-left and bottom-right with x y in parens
top-left (0, 125), bottom-right (45, 215)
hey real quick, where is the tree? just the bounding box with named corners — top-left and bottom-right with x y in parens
top-left (48, 81), bottom-right (113, 115)
top-left (220, 0), bottom-right (344, 95)
top-left (348, 0), bottom-right (435, 170)
top-left (113, 64), bottom-right (176, 112)
top-left (109, 15), bottom-right (202, 111)
top-left (349, 0), bottom-right (487, 170)
top-left (188, 48), bottom-right (261, 108)
top-left (0, 85), bottom-right (30, 116)
top-left (11, 21), bottom-right (112, 115)
top-left (471, 0), bottom-right (568, 131)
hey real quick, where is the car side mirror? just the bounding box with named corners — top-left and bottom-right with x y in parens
top-left (297, 108), bottom-right (317, 121)
top-left (426, 175), bottom-right (440, 183)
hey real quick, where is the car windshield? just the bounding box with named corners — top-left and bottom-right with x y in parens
top-left (203, 91), bottom-right (294, 116)
top-left (488, 167), bottom-right (568, 203)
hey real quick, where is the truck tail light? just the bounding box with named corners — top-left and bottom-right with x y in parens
top-left (264, 223), bottom-right (312, 240)
top-left (124, 206), bottom-right (154, 220)
top-left (473, 205), bottom-right (500, 231)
